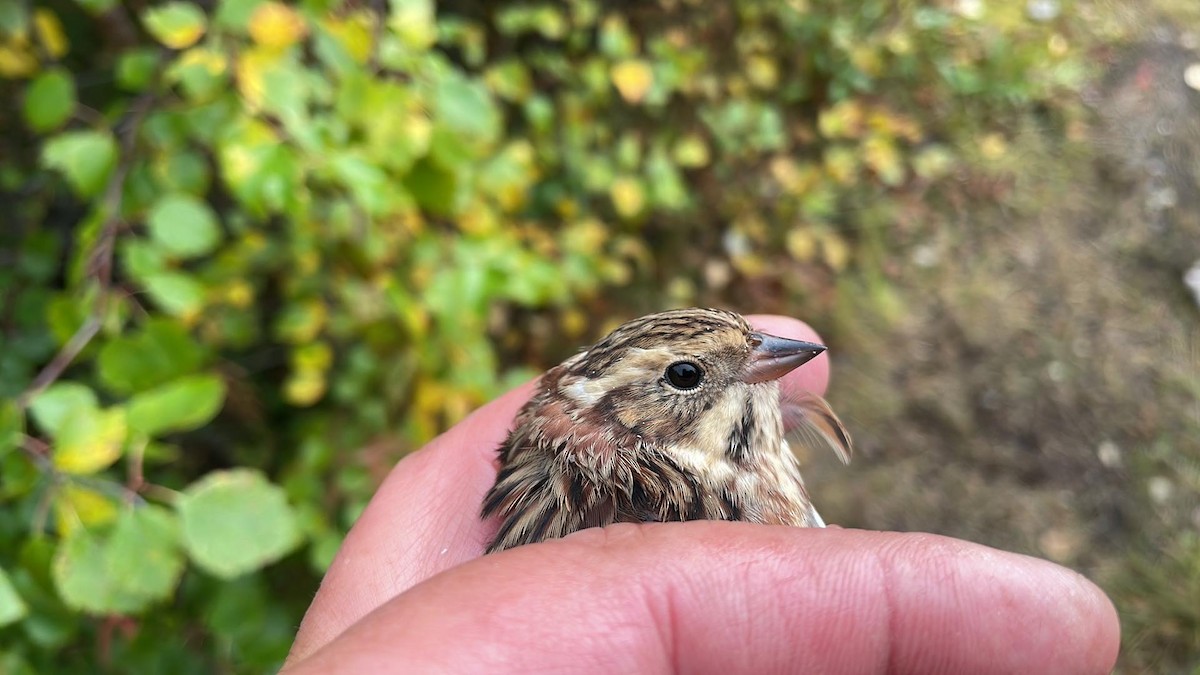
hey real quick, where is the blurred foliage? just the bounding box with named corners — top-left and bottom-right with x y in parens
top-left (0, 0), bottom-right (1137, 671)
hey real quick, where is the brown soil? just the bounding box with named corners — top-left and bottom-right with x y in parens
top-left (801, 31), bottom-right (1200, 675)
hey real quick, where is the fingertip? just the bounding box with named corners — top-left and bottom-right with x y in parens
top-left (874, 531), bottom-right (1121, 675)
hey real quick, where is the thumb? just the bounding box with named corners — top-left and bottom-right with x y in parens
top-left (284, 523), bottom-right (1118, 674)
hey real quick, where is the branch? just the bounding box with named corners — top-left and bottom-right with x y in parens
top-left (16, 93), bottom-right (158, 410)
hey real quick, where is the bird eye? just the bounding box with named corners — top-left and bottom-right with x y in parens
top-left (665, 361), bottom-right (703, 390)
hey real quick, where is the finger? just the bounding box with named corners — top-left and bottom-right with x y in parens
top-left (287, 315), bottom-right (829, 663)
top-left (286, 380), bottom-right (535, 663)
top-left (284, 525), bottom-right (1120, 674)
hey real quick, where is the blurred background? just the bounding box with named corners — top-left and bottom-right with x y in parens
top-left (1, 0), bottom-right (1198, 671)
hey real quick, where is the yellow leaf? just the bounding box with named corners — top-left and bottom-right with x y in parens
top-left (786, 228), bottom-right (818, 262)
top-left (34, 9), bottom-right (69, 58)
top-left (277, 300), bottom-right (327, 343)
top-left (849, 45), bottom-right (883, 77)
top-left (248, 2), bottom-right (308, 51)
top-left (824, 145), bottom-right (860, 185)
top-left (54, 484), bottom-right (119, 538)
top-left (323, 13), bottom-right (374, 64)
top-left (410, 375), bottom-right (446, 438)
top-left (820, 232), bottom-right (851, 271)
top-left (769, 157), bottom-right (798, 185)
top-left (817, 100), bottom-right (864, 140)
top-left (864, 136), bottom-right (904, 186)
top-left (297, 250), bottom-right (320, 275)
top-left (54, 408), bottom-right (126, 475)
top-left (555, 198), bottom-right (579, 220)
top-left (224, 281), bottom-right (254, 308)
top-left (746, 54), bottom-right (778, 89)
top-left (0, 39), bottom-right (37, 78)
top-left (610, 60), bottom-right (653, 104)
top-left (980, 133), bottom-right (1007, 160)
top-left (867, 108), bottom-right (922, 142)
top-left (667, 276), bottom-right (695, 303)
top-left (178, 46), bottom-right (227, 76)
top-left (143, 2), bottom-right (207, 50)
top-left (458, 202), bottom-right (499, 235)
top-left (442, 390), bottom-right (475, 428)
top-left (913, 145), bottom-right (955, 180)
top-left (284, 370), bottom-right (326, 407)
top-left (672, 134), bottom-right (710, 168)
top-left (1048, 33), bottom-right (1069, 58)
top-left (886, 31), bottom-right (912, 55)
top-left (730, 251), bottom-right (765, 277)
top-left (563, 218), bottom-right (607, 253)
top-left (291, 342), bottom-right (332, 372)
top-left (560, 308), bottom-right (587, 338)
top-left (388, 0), bottom-right (436, 51)
top-left (219, 119), bottom-right (279, 183)
top-left (609, 176), bottom-right (645, 218)
top-left (726, 75), bottom-right (748, 98)
top-left (235, 47), bottom-right (280, 110)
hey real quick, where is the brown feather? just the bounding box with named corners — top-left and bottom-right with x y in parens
top-left (481, 308), bottom-right (851, 552)
top-left (781, 391), bottom-right (854, 465)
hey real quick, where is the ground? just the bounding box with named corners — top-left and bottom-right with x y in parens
top-left (796, 23), bottom-right (1200, 674)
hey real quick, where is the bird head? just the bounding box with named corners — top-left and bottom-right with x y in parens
top-left (554, 308), bottom-right (825, 447)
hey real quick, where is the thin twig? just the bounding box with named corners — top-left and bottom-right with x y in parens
top-left (139, 483), bottom-right (183, 504)
top-left (16, 92), bottom-right (158, 410)
top-left (125, 437), bottom-right (146, 499)
top-left (17, 315), bottom-right (104, 409)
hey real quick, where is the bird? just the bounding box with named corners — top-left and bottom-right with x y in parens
top-left (481, 308), bottom-right (851, 553)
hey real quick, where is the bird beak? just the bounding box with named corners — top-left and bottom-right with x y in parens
top-left (741, 332), bottom-right (827, 384)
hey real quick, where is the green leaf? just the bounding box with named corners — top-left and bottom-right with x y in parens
top-left (213, 0), bottom-right (264, 31)
top-left (0, 566), bottom-right (28, 627)
top-left (388, 0), bottom-right (435, 50)
top-left (434, 75), bottom-right (500, 144)
top-left (119, 239), bottom-right (167, 280)
top-left (0, 3), bottom-right (27, 35)
top-left (41, 131), bottom-right (117, 198)
top-left (404, 157), bottom-right (458, 216)
top-left (127, 373), bottom-right (225, 438)
top-left (329, 153), bottom-right (395, 216)
top-left (106, 506), bottom-right (186, 601)
top-left (75, 0), bottom-right (118, 13)
top-left (0, 400), bottom-right (23, 457)
top-left (177, 469), bottom-right (302, 578)
top-left (29, 383), bottom-right (97, 436)
top-left (116, 48), bottom-right (161, 92)
top-left (97, 319), bottom-right (206, 395)
top-left (52, 505), bottom-right (185, 614)
top-left (154, 150), bottom-right (211, 195)
top-left (143, 272), bottom-right (206, 317)
top-left (52, 530), bottom-right (124, 614)
top-left (143, 1), bottom-right (207, 50)
top-left (146, 193), bottom-right (222, 258)
top-left (23, 68), bottom-right (75, 133)
top-left (53, 407), bottom-right (126, 475)
top-left (1, 449), bottom-right (40, 500)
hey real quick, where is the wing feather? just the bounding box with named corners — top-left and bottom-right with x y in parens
top-left (781, 391), bottom-right (853, 465)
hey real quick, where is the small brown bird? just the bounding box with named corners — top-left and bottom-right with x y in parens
top-left (482, 308), bottom-right (851, 553)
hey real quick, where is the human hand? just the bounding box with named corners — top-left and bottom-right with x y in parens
top-left (282, 315), bottom-right (1119, 674)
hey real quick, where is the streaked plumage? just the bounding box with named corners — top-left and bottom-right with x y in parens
top-left (482, 308), bottom-right (851, 553)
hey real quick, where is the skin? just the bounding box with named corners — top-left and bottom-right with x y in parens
top-left (283, 315), bottom-right (1120, 674)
